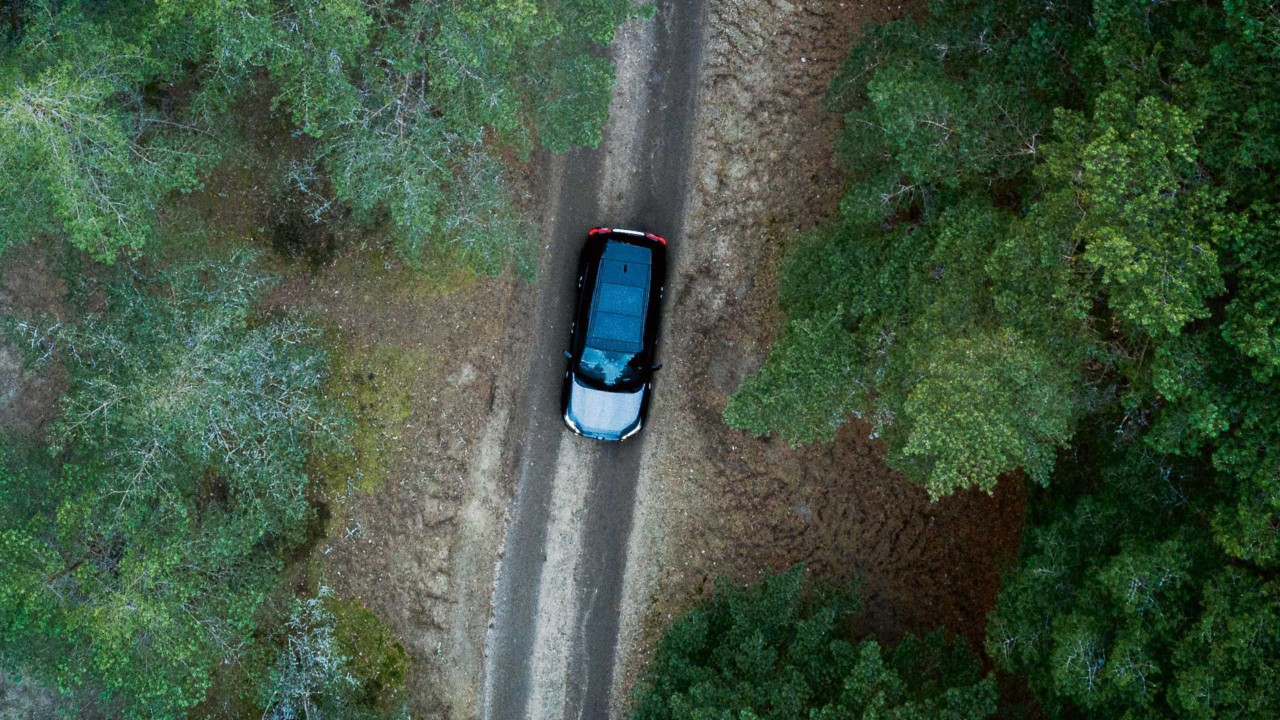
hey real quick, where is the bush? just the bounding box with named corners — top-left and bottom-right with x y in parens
top-left (0, 252), bottom-right (346, 717)
top-left (256, 588), bottom-right (408, 720)
top-left (631, 567), bottom-right (997, 720)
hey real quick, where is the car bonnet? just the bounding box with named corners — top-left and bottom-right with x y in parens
top-left (567, 374), bottom-right (644, 437)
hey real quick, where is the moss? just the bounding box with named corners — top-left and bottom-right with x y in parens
top-left (201, 590), bottom-right (409, 718)
top-left (316, 343), bottom-right (427, 496)
top-left (327, 597), bottom-right (410, 714)
top-left (389, 247), bottom-right (479, 297)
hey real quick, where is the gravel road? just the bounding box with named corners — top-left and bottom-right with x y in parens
top-left (481, 3), bottom-right (706, 719)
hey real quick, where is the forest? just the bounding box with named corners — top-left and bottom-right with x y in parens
top-left (718, 0), bottom-right (1280, 717)
top-left (0, 0), bottom-right (1278, 718)
top-left (0, 0), bottom-right (640, 716)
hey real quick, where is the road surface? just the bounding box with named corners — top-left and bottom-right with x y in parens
top-left (482, 3), bottom-right (705, 719)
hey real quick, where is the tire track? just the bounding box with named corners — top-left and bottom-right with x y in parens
top-left (482, 2), bottom-right (706, 719)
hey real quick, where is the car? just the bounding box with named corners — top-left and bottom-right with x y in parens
top-left (561, 227), bottom-right (667, 441)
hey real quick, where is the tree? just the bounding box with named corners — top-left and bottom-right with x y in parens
top-left (0, 252), bottom-right (346, 717)
top-left (253, 587), bottom-right (409, 720)
top-left (0, 0), bottom-right (648, 271)
top-left (728, 0), bottom-right (1280, 715)
top-left (726, 0), bottom-right (1097, 493)
top-left (986, 440), bottom-right (1280, 719)
top-left (630, 567), bottom-right (997, 720)
top-left (279, 0), bottom-right (645, 271)
top-left (728, 0), bottom-right (1280, 498)
top-left (261, 587), bottom-right (358, 720)
top-left (0, 4), bottom-right (212, 260)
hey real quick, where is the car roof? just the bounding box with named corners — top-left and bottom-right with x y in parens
top-left (586, 240), bottom-right (652, 353)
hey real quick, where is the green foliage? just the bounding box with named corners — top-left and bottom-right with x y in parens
top-left (1170, 568), bottom-right (1280, 718)
top-left (724, 305), bottom-right (864, 446)
top-left (987, 440), bottom-right (1280, 719)
top-left (0, 3), bottom-right (214, 260)
top-left (731, 1), bottom-right (1280, 715)
top-left (259, 587), bottom-right (358, 720)
top-left (730, 0), bottom-right (1280, 501)
top-left (1046, 95), bottom-right (1228, 338)
top-left (0, 0), bottom-right (646, 271)
top-left (0, 253), bottom-right (346, 717)
top-left (285, 0), bottom-right (640, 271)
top-left (895, 328), bottom-right (1073, 497)
top-left (630, 567), bottom-right (997, 720)
top-left (727, 0), bottom-right (1102, 491)
top-left (256, 587), bottom-right (408, 720)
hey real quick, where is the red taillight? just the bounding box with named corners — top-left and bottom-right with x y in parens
top-left (589, 227), bottom-right (611, 236)
top-left (645, 232), bottom-right (667, 245)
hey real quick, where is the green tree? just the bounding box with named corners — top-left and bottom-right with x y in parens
top-left (277, 0), bottom-right (645, 271)
top-left (0, 4), bottom-right (211, 260)
top-left (631, 567), bottom-right (997, 720)
top-left (729, 0), bottom-right (1280, 715)
top-left (727, 0), bottom-right (1098, 493)
top-left (0, 0), bottom-right (646, 271)
top-left (0, 253), bottom-right (346, 717)
top-left (729, 0), bottom-right (1280, 498)
top-left (260, 587), bottom-right (359, 720)
top-left (987, 439), bottom-right (1280, 719)
top-left (255, 586), bottom-right (408, 720)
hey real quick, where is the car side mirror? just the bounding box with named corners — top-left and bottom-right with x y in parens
top-left (652, 364), bottom-right (663, 371)
top-left (564, 350), bottom-right (573, 360)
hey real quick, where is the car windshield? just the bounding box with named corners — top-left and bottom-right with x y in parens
top-left (577, 346), bottom-right (646, 388)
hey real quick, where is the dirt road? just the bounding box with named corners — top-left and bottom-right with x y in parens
top-left (481, 3), bottom-right (706, 720)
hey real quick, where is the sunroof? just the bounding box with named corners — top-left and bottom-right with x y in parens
top-left (597, 283), bottom-right (644, 317)
top-left (587, 242), bottom-right (652, 352)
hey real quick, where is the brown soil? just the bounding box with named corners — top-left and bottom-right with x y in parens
top-left (0, 243), bottom-right (68, 439)
top-left (266, 252), bottom-right (520, 719)
top-left (619, 0), bottom-right (1027, 699)
top-left (196, 105), bottom-right (525, 718)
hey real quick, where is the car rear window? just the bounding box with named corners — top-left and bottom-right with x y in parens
top-left (586, 241), bottom-right (651, 353)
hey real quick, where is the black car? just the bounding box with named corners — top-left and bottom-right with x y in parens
top-left (561, 227), bottom-right (666, 441)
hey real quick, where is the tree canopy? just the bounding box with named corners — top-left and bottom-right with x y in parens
top-left (0, 253), bottom-right (346, 716)
top-left (630, 567), bottom-right (997, 720)
top-left (726, 0), bottom-right (1280, 502)
top-left (986, 437), bottom-right (1280, 719)
top-left (0, 0), bottom-right (646, 270)
top-left (728, 0), bottom-right (1280, 716)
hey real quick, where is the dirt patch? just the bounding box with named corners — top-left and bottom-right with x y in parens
top-left (0, 243), bottom-right (68, 438)
top-left (266, 248), bottom-right (520, 718)
top-left (616, 0), bottom-right (1026, 707)
top-left (267, 204), bottom-right (340, 269)
top-left (0, 671), bottom-right (59, 720)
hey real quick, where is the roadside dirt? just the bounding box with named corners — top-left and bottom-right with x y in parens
top-left (157, 95), bottom-right (528, 718)
top-left (173, 93), bottom-right (534, 719)
top-left (615, 0), bottom-right (1027, 707)
top-left (267, 252), bottom-right (520, 719)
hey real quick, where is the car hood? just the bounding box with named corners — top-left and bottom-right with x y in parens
top-left (566, 374), bottom-right (644, 440)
